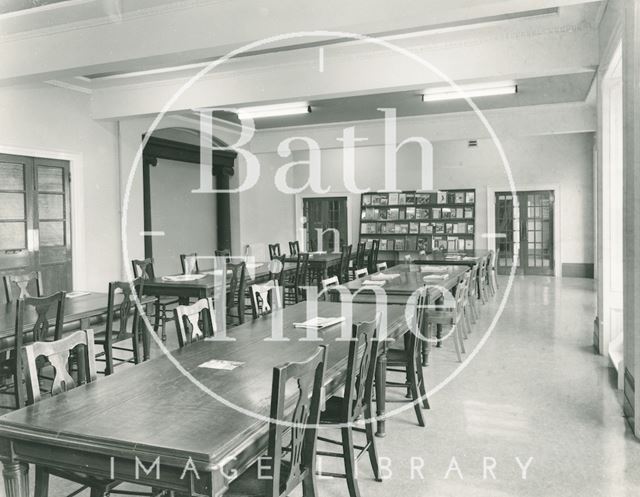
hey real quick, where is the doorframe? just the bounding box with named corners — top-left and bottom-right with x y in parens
top-left (294, 192), bottom-right (353, 251)
top-left (0, 145), bottom-right (84, 291)
top-left (486, 184), bottom-right (561, 277)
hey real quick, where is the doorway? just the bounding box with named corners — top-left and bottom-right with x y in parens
top-left (0, 153), bottom-right (72, 300)
top-left (495, 190), bottom-right (555, 276)
top-left (303, 197), bottom-right (348, 252)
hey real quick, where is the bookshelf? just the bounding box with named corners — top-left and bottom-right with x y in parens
top-left (359, 189), bottom-right (476, 255)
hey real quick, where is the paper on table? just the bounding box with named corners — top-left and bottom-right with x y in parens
top-left (423, 274), bottom-right (449, 281)
top-left (462, 256), bottom-right (476, 260)
top-left (420, 266), bottom-right (448, 273)
top-left (246, 263), bottom-right (262, 269)
top-left (66, 291), bottom-right (91, 299)
top-left (198, 359), bottom-right (244, 370)
top-left (162, 274), bottom-right (206, 282)
top-left (370, 273), bottom-right (400, 280)
top-left (361, 279), bottom-right (386, 286)
top-left (293, 316), bottom-right (345, 330)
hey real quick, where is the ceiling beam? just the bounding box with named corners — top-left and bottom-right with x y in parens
top-left (0, 0), bottom-right (602, 84)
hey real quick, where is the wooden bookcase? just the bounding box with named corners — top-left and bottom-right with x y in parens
top-left (359, 189), bottom-right (476, 255)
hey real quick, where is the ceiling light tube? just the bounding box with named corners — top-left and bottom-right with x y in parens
top-left (422, 81), bottom-right (517, 102)
top-left (237, 102), bottom-right (311, 119)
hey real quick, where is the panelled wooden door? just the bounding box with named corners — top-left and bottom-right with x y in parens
top-left (495, 190), bottom-right (554, 276)
top-left (0, 154), bottom-right (72, 300)
top-left (303, 197), bottom-right (348, 252)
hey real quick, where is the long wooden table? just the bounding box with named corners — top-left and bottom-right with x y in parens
top-left (333, 264), bottom-right (469, 365)
top-left (0, 292), bottom-right (154, 357)
top-left (284, 252), bottom-right (348, 281)
top-left (413, 249), bottom-right (490, 267)
top-left (0, 301), bottom-right (405, 497)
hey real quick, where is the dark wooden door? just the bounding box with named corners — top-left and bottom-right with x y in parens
top-left (495, 190), bottom-right (554, 276)
top-left (0, 154), bottom-right (72, 300)
top-left (303, 197), bottom-right (348, 253)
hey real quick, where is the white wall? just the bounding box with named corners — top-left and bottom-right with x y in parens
top-left (149, 159), bottom-right (217, 275)
top-left (0, 84), bottom-right (120, 291)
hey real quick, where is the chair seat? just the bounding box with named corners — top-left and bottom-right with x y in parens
top-left (386, 348), bottom-right (410, 366)
top-left (319, 395), bottom-right (346, 424)
top-left (226, 459), bottom-right (291, 497)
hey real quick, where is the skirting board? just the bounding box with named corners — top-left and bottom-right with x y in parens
top-left (562, 263), bottom-right (594, 278)
top-left (624, 368), bottom-right (635, 429)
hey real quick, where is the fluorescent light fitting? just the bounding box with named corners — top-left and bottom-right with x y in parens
top-left (237, 102), bottom-right (311, 119)
top-left (422, 81), bottom-right (517, 102)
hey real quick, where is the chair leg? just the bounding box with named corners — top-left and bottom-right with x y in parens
top-left (457, 325), bottom-right (466, 354)
top-left (364, 404), bottom-right (382, 482)
top-left (34, 466), bottom-right (49, 497)
top-left (416, 362), bottom-right (430, 410)
top-left (452, 326), bottom-right (462, 362)
top-left (341, 427), bottom-right (361, 497)
top-left (302, 470), bottom-right (319, 497)
top-left (104, 343), bottom-right (114, 376)
top-left (407, 360), bottom-right (426, 427)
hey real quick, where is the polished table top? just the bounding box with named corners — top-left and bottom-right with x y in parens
top-left (0, 301), bottom-right (406, 493)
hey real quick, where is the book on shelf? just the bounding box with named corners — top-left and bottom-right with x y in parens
top-left (395, 239), bottom-right (405, 250)
top-left (432, 208), bottom-right (441, 219)
top-left (464, 207), bottom-right (473, 219)
top-left (442, 208), bottom-right (453, 219)
top-left (433, 236), bottom-right (446, 251)
top-left (406, 193), bottom-right (416, 204)
top-left (380, 195), bottom-right (388, 205)
top-left (409, 222), bottom-right (419, 234)
top-left (465, 239), bottom-right (474, 250)
top-left (399, 209), bottom-right (406, 220)
top-left (434, 223), bottom-right (445, 233)
top-left (379, 209), bottom-right (387, 220)
top-left (455, 192), bottom-right (465, 203)
top-left (406, 207), bottom-right (416, 219)
top-left (447, 192), bottom-right (457, 204)
top-left (398, 193), bottom-right (407, 204)
top-left (456, 208), bottom-right (464, 218)
top-left (466, 191), bottom-right (475, 203)
top-left (379, 239), bottom-right (387, 250)
top-left (363, 194), bottom-right (372, 206)
top-left (417, 237), bottom-right (430, 251)
top-left (387, 208), bottom-right (399, 220)
top-left (388, 192), bottom-right (399, 205)
top-left (416, 208), bottom-right (429, 219)
top-left (456, 223), bottom-right (467, 234)
top-left (468, 224), bottom-right (474, 234)
top-left (406, 237), bottom-right (417, 250)
top-left (447, 238), bottom-right (457, 251)
top-left (419, 222), bottom-right (430, 233)
top-left (437, 191), bottom-right (447, 204)
top-left (445, 223), bottom-right (454, 234)
top-left (457, 238), bottom-right (466, 251)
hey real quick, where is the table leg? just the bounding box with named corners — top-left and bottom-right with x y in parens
top-left (375, 349), bottom-right (387, 437)
top-left (142, 303), bottom-right (152, 361)
top-left (2, 461), bottom-right (29, 497)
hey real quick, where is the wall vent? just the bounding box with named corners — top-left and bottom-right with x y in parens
top-left (468, 140), bottom-right (478, 148)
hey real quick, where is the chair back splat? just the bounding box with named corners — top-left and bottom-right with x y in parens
top-left (174, 298), bottom-right (216, 348)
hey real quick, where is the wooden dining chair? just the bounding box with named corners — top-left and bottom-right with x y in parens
top-left (376, 262), bottom-right (388, 272)
top-left (284, 253), bottom-right (309, 305)
top-left (366, 239), bottom-right (380, 274)
top-left (3, 291), bottom-right (66, 409)
top-left (354, 268), bottom-right (368, 279)
top-left (225, 346), bottom-right (327, 497)
top-left (426, 272), bottom-right (470, 363)
top-left (350, 242), bottom-right (367, 279)
top-left (386, 287), bottom-right (430, 427)
top-left (226, 261), bottom-right (247, 327)
top-left (268, 243), bottom-right (281, 260)
top-left (249, 281), bottom-right (283, 318)
top-left (23, 329), bottom-right (162, 497)
top-left (288, 240), bottom-right (300, 256)
top-left (180, 253), bottom-right (200, 274)
top-left (132, 258), bottom-right (178, 342)
top-left (338, 244), bottom-right (352, 283)
top-left (321, 275), bottom-right (340, 290)
top-left (478, 256), bottom-right (489, 304)
top-left (467, 264), bottom-right (480, 322)
top-left (174, 298), bottom-right (216, 348)
top-left (268, 255), bottom-right (287, 288)
top-left (488, 249), bottom-right (499, 295)
top-left (2, 271), bottom-right (43, 303)
top-left (317, 319), bottom-right (381, 497)
top-left (95, 278), bottom-right (146, 375)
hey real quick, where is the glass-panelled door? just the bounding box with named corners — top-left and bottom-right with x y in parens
top-left (302, 197), bottom-right (348, 253)
top-left (0, 154), bottom-right (72, 300)
top-left (495, 190), bottom-right (554, 276)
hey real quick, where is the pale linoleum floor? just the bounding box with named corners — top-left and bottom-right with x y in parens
top-left (2, 275), bottom-right (640, 497)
